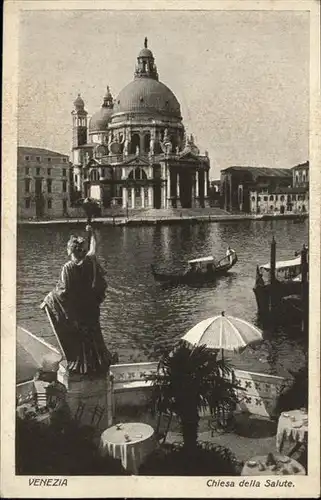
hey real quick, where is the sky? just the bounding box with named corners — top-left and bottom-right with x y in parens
top-left (18, 9), bottom-right (309, 179)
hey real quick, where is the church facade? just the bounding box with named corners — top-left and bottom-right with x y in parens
top-left (71, 39), bottom-right (210, 210)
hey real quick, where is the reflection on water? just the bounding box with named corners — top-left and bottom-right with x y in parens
top-left (17, 219), bottom-right (308, 378)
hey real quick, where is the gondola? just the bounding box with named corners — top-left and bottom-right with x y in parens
top-left (151, 251), bottom-right (238, 285)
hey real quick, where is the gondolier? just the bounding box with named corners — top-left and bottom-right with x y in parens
top-left (226, 246), bottom-right (236, 265)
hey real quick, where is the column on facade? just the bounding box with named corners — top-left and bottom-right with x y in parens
top-left (161, 182), bottom-right (167, 209)
top-left (140, 186), bottom-right (145, 208)
top-left (122, 186), bottom-right (128, 209)
top-left (176, 172), bottom-right (180, 199)
top-left (167, 169), bottom-right (171, 200)
top-left (121, 167), bottom-right (126, 180)
top-left (148, 185), bottom-right (154, 208)
top-left (204, 170), bottom-right (208, 198)
top-left (195, 170), bottom-right (199, 198)
top-left (131, 187), bottom-right (135, 209)
top-left (139, 133), bottom-right (145, 155)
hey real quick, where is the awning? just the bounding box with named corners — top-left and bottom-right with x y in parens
top-left (188, 256), bottom-right (214, 264)
top-left (260, 256), bottom-right (301, 272)
top-left (16, 326), bottom-right (62, 384)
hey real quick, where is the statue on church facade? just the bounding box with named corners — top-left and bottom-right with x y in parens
top-left (161, 128), bottom-right (173, 154)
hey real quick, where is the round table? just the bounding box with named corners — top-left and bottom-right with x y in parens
top-left (276, 409), bottom-right (308, 452)
top-left (241, 454), bottom-right (306, 476)
top-left (99, 422), bottom-right (156, 474)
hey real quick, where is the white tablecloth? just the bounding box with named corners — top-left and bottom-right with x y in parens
top-left (241, 454), bottom-right (306, 476)
top-left (276, 409), bottom-right (308, 452)
top-left (99, 422), bottom-right (156, 474)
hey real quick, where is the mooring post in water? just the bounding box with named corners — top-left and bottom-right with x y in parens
top-left (270, 236), bottom-right (276, 311)
top-left (301, 243), bottom-right (308, 334)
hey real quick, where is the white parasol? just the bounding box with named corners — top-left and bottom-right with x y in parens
top-left (181, 312), bottom-right (263, 359)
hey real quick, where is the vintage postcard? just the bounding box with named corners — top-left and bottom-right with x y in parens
top-left (1, 0), bottom-right (320, 498)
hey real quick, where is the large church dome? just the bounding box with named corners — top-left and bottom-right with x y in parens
top-left (112, 38), bottom-right (182, 121)
top-left (113, 78), bottom-right (181, 119)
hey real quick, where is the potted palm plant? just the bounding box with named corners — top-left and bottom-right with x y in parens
top-left (150, 341), bottom-right (239, 451)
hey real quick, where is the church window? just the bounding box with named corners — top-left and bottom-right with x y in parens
top-left (25, 167), bottom-right (30, 175)
top-left (251, 196), bottom-right (255, 202)
top-left (48, 199), bottom-right (52, 209)
top-left (47, 168), bottom-right (51, 176)
top-left (128, 168), bottom-right (147, 181)
top-left (257, 196), bottom-right (261, 201)
top-left (25, 198), bottom-right (31, 209)
top-left (63, 158), bottom-right (67, 163)
top-left (90, 169), bottom-right (99, 181)
top-left (270, 205), bottom-right (273, 211)
top-left (47, 157), bottom-right (51, 163)
top-left (62, 168), bottom-right (67, 177)
top-left (144, 133), bottom-right (151, 153)
top-left (269, 195), bottom-right (274, 201)
top-left (47, 179), bottom-right (52, 194)
top-left (280, 195), bottom-right (285, 201)
top-left (36, 167), bottom-right (40, 176)
top-left (130, 133), bottom-right (140, 154)
top-left (101, 168), bottom-right (105, 178)
top-left (25, 156), bottom-right (30, 161)
top-left (36, 156), bottom-right (41, 162)
top-left (263, 196), bottom-right (268, 201)
top-left (62, 180), bottom-right (67, 192)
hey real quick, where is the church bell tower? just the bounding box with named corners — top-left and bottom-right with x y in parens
top-left (72, 94), bottom-right (88, 148)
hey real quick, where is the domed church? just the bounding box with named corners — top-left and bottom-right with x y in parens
top-left (71, 38), bottom-right (210, 210)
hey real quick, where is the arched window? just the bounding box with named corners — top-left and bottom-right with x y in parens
top-left (130, 133), bottom-right (140, 154)
top-left (90, 169), bottom-right (99, 181)
top-left (251, 196), bottom-right (256, 202)
top-left (128, 168), bottom-right (147, 180)
top-left (270, 205), bottom-right (274, 211)
top-left (269, 195), bottom-right (274, 201)
top-left (280, 195), bottom-right (285, 201)
top-left (144, 133), bottom-right (151, 153)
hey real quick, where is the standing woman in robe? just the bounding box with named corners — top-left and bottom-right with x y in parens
top-left (42, 225), bottom-right (112, 375)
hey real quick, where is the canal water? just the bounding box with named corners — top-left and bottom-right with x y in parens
top-left (17, 219), bottom-right (308, 378)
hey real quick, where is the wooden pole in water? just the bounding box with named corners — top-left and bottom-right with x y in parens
top-left (270, 236), bottom-right (276, 312)
top-left (301, 244), bottom-right (308, 334)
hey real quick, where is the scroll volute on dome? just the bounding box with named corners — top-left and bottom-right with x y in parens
top-left (94, 144), bottom-right (108, 159)
top-left (109, 139), bottom-right (122, 155)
